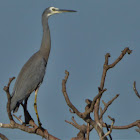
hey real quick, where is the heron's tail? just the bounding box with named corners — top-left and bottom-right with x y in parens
top-left (10, 97), bottom-right (20, 113)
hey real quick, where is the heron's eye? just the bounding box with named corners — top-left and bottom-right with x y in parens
top-left (52, 8), bottom-right (56, 11)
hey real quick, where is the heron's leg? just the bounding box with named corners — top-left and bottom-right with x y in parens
top-left (34, 88), bottom-right (42, 128)
top-left (22, 97), bottom-right (33, 124)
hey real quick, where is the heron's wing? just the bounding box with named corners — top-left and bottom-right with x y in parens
top-left (11, 52), bottom-right (47, 104)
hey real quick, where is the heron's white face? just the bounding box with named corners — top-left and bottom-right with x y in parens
top-left (47, 7), bottom-right (61, 17)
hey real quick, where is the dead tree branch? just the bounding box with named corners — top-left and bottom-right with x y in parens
top-left (62, 47), bottom-right (139, 140)
top-left (62, 71), bottom-right (83, 118)
top-left (136, 129), bottom-right (140, 133)
top-left (65, 117), bottom-right (93, 140)
top-left (133, 81), bottom-right (140, 98)
top-left (62, 70), bottom-right (102, 122)
top-left (94, 48), bottom-right (132, 122)
top-left (62, 70), bottom-right (107, 140)
top-left (94, 48), bottom-right (132, 139)
top-left (65, 117), bottom-right (94, 140)
top-left (65, 117), bottom-right (85, 131)
top-left (99, 94), bottom-right (119, 119)
top-left (3, 77), bottom-right (15, 121)
top-left (13, 114), bottom-right (23, 124)
top-left (0, 133), bottom-right (8, 140)
top-left (104, 123), bottom-right (112, 140)
top-left (102, 120), bottom-right (140, 130)
top-left (86, 123), bottom-right (90, 140)
top-left (102, 116), bottom-right (115, 139)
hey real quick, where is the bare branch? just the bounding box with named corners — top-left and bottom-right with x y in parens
top-left (65, 119), bottom-right (87, 140)
top-left (102, 120), bottom-right (140, 130)
top-left (62, 70), bottom-right (106, 139)
top-left (93, 48), bottom-right (132, 139)
top-left (99, 47), bottom-right (132, 95)
top-left (84, 89), bottom-right (107, 115)
top-left (94, 47), bottom-right (132, 123)
top-left (62, 70), bottom-right (83, 118)
top-left (69, 109), bottom-right (75, 113)
top-left (3, 77), bottom-right (15, 121)
top-left (100, 47), bottom-right (132, 97)
top-left (65, 117), bottom-right (82, 130)
top-left (0, 121), bottom-right (60, 140)
top-left (104, 123), bottom-right (112, 140)
top-left (108, 48), bottom-right (132, 69)
top-left (13, 114), bottom-right (23, 124)
top-left (133, 81), bottom-right (140, 98)
top-left (62, 47), bottom-right (137, 140)
top-left (136, 129), bottom-right (140, 133)
top-left (86, 123), bottom-right (90, 140)
top-left (85, 99), bottom-right (92, 105)
top-left (0, 133), bottom-right (8, 140)
top-left (65, 116), bottom-right (94, 137)
top-left (72, 117), bottom-right (80, 127)
top-left (99, 94), bottom-right (119, 119)
top-left (102, 116), bottom-right (115, 139)
top-left (62, 70), bottom-right (97, 126)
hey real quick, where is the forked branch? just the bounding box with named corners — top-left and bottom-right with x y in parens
top-left (94, 48), bottom-right (132, 122)
top-left (99, 94), bottom-right (119, 119)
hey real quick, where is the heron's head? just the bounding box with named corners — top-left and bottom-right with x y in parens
top-left (42, 7), bottom-right (77, 18)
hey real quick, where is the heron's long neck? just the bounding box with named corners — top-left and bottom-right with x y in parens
top-left (40, 16), bottom-right (51, 62)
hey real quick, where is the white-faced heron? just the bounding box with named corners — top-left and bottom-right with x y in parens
top-left (10, 7), bottom-right (76, 127)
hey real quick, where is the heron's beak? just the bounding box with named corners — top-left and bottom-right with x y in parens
top-left (56, 9), bottom-right (77, 13)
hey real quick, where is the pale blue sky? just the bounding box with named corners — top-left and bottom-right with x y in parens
top-left (0, 0), bottom-right (140, 139)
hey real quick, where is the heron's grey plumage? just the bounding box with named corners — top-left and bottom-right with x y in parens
top-left (10, 52), bottom-right (47, 112)
top-left (10, 7), bottom-right (76, 112)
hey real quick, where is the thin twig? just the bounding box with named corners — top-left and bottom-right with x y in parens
top-left (65, 116), bottom-right (94, 135)
top-left (65, 118), bottom-right (81, 130)
top-left (136, 129), bottom-right (140, 133)
top-left (13, 114), bottom-right (23, 124)
top-left (0, 133), bottom-right (8, 140)
top-left (102, 116), bottom-right (115, 139)
top-left (102, 120), bottom-right (140, 129)
top-left (105, 123), bottom-right (112, 140)
top-left (66, 117), bottom-right (89, 133)
top-left (99, 94), bottom-right (119, 119)
top-left (133, 81), bottom-right (140, 98)
top-left (69, 109), bottom-right (75, 113)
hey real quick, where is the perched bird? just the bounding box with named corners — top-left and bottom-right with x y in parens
top-left (10, 7), bottom-right (76, 127)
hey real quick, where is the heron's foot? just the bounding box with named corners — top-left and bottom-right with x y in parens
top-left (22, 122), bottom-right (26, 126)
top-left (34, 123), bottom-right (43, 133)
top-left (23, 122), bottom-right (31, 127)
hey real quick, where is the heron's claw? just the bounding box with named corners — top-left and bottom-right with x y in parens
top-left (34, 123), bottom-right (43, 133)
